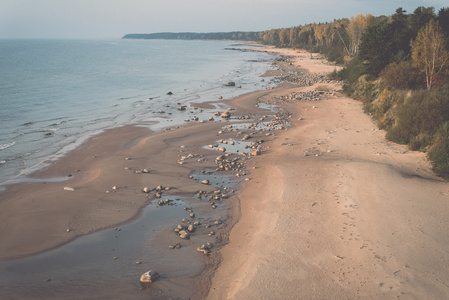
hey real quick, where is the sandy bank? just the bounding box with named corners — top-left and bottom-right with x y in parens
top-left (206, 49), bottom-right (449, 299)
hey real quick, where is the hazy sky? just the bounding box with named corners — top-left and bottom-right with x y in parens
top-left (0, 0), bottom-right (447, 39)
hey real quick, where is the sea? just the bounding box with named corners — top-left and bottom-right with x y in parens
top-left (0, 39), bottom-right (275, 187)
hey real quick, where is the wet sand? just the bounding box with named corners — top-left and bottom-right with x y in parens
top-left (0, 48), bottom-right (297, 299)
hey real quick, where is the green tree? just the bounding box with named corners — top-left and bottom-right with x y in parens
top-left (409, 6), bottom-right (436, 36)
top-left (358, 21), bottom-right (394, 75)
top-left (438, 8), bottom-right (449, 42)
top-left (411, 19), bottom-right (449, 89)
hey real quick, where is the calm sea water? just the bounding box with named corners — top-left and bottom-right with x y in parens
top-left (0, 39), bottom-right (274, 186)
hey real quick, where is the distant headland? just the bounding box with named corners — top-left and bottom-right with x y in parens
top-left (122, 31), bottom-right (260, 41)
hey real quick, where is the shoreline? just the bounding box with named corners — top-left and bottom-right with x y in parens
top-left (0, 47), bottom-right (318, 298)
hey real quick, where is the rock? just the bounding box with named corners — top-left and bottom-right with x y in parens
top-left (63, 187), bottom-right (75, 191)
top-left (142, 187), bottom-right (151, 193)
top-left (225, 81), bottom-right (235, 86)
top-left (167, 91), bottom-right (173, 95)
top-left (221, 111), bottom-right (230, 119)
top-left (140, 270), bottom-right (159, 286)
top-left (218, 96), bottom-right (223, 100)
top-left (201, 179), bottom-right (210, 185)
top-left (179, 231), bottom-right (190, 239)
top-left (178, 106), bottom-right (187, 111)
top-left (187, 224), bottom-right (195, 232)
top-left (197, 244), bottom-right (210, 254)
top-left (217, 147), bottom-right (226, 152)
top-left (251, 149), bottom-right (261, 156)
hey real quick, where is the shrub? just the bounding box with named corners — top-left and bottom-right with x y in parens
top-left (409, 133), bottom-right (433, 151)
top-left (326, 48), bottom-right (345, 65)
top-left (429, 122), bottom-right (449, 178)
top-left (337, 57), bottom-right (367, 96)
top-left (379, 61), bottom-right (424, 90)
top-left (386, 86), bottom-right (449, 145)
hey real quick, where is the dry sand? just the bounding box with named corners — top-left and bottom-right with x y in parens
top-left (206, 49), bottom-right (449, 299)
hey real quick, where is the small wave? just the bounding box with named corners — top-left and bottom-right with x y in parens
top-left (0, 141), bottom-right (15, 151)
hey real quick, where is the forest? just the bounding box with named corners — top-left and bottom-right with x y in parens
top-left (253, 6), bottom-right (449, 178)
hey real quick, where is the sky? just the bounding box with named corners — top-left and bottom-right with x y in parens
top-left (0, 0), bottom-right (447, 39)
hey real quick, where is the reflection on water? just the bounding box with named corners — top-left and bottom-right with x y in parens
top-left (0, 197), bottom-right (198, 299)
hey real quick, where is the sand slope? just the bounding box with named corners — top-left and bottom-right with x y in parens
top-left (207, 51), bottom-right (449, 299)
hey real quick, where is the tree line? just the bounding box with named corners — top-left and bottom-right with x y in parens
top-left (122, 32), bottom-right (260, 41)
top-left (328, 6), bottom-right (449, 178)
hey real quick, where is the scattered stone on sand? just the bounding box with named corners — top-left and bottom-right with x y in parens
top-left (218, 96), bottom-right (223, 100)
top-left (251, 149), bottom-right (261, 156)
top-left (142, 187), bottom-right (151, 193)
top-left (221, 111), bottom-right (230, 119)
top-left (201, 179), bottom-right (210, 185)
top-left (63, 187), bottom-right (75, 191)
top-left (179, 230), bottom-right (190, 239)
top-left (197, 244), bottom-right (210, 254)
top-left (140, 270), bottom-right (159, 286)
top-left (169, 242), bottom-right (182, 249)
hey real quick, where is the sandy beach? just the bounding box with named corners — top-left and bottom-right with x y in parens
top-left (206, 49), bottom-right (449, 299)
top-left (1, 46), bottom-right (449, 299)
